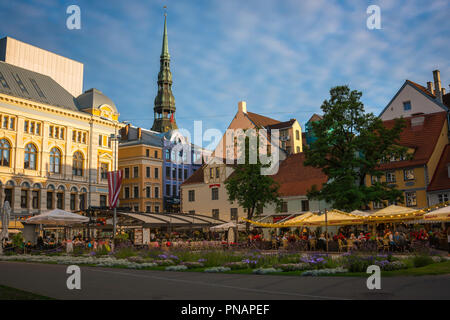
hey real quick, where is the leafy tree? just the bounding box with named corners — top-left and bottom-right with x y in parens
top-left (304, 85), bottom-right (407, 211)
top-left (225, 130), bottom-right (282, 232)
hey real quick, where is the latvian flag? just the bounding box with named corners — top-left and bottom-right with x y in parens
top-left (107, 170), bottom-right (123, 209)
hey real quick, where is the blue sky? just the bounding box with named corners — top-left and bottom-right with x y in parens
top-left (1, 0), bottom-right (449, 148)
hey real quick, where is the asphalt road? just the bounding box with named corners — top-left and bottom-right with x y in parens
top-left (0, 261), bottom-right (449, 300)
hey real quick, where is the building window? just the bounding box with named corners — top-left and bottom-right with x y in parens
top-left (57, 192), bottom-right (64, 209)
top-left (212, 209), bottom-right (219, 219)
top-left (373, 201), bottom-right (384, 209)
top-left (154, 205), bottom-right (160, 213)
top-left (47, 191), bottom-right (53, 209)
top-left (371, 175), bottom-right (380, 184)
top-left (146, 186), bottom-right (151, 198)
top-left (296, 130), bottom-right (300, 140)
top-left (188, 190), bottom-right (195, 202)
top-left (281, 201), bottom-right (288, 213)
top-left (438, 193), bottom-right (449, 204)
top-left (184, 169), bottom-right (188, 180)
top-left (210, 168), bottom-right (214, 179)
top-left (70, 193), bottom-right (76, 211)
top-left (403, 101), bottom-right (411, 111)
top-left (146, 167), bottom-right (150, 178)
top-left (21, 189), bottom-right (28, 208)
top-left (49, 147), bottom-right (61, 174)
top-left (124, 167), bottom-right (130, 179)
top-left (100, 195), bottom-right (107, 207)
top-left (146, 149), bottom-right (150, 157)
top-left (230, 208), bottom-right (238, 220)
top-left (79, 193), bottom-right (86, 211)
top-left (133, 186), bottom-right (139, 198)
top-left (301, 200), bottom-right (309, 212)
top-left (107, 136), bottom-right (112, 148)
top-left (133, 166), bottom-right (139, 178)
top-left (405, 192), bottom-right (417, 207)
top-left (296, 146), bottom-right (300, 153)
top-left (211, 188), bottom-right (219, 200)
top-left (154, 150), bottom-right (158, 158)
top-left (146, 206), bottom-right (151, 213)
top-left (172, 185), bottom-right (177, 197)
top-left (215, 167), bottom-right (220, 179)
top-left (403, 169), bottom-right (415, 181)
top-left (72, 152), bottom-right (83, 176)
top-left (101, 163), bottom-right (108, 180)
top-left (385, 171), bottom-right (396, 183)
top-left (24, 143), bottom-right (37, 170)
top-left (32, 190), bottom-right (39, 209)
top-left (154, 187), bottom-right (159, 199)
top-left (124, 187), bottom-right (130, 199)
top-left (0, 139), bottom-right (11, 167)
top-left (178, 168), bottom-right (182, 180)
top-left (172, 168), bottom-right (176, 179)
top-left (154, 168), bottom-right (159, 179)
top-left (165, 149), bottom-right (170, 160)
top-left (166, 167), bottom-right (171, 179)
top-left (98, 135), bottom-right (103, 146)
top-left (166, 184), bottom-right (170, 196)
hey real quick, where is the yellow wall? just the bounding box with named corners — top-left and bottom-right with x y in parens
top-left (118, 144), bottom-right (163, 213)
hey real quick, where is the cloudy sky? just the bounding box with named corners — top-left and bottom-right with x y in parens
top-left (1, 0), bottom-right (449, 148)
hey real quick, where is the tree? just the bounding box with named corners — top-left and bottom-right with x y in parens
top-left (304, 85), bottom-right (407, 211)
top-left (225, 130), bottom-right (282, 233)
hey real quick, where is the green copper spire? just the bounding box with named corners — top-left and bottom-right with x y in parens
top-left (161, 13), bottom-right (170, 59)
top-left (152, 12), bottom-right (177, 133)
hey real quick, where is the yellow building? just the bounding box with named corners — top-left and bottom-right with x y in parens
top-left (366, 111), bottom-right (449, 209)
top-left (118, 125), bottom-right (163, 213)
top-left (0, 59), bottom-right (121, 216)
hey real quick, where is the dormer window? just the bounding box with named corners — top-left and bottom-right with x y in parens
top-left (403, 101), bottom-right (411, 111)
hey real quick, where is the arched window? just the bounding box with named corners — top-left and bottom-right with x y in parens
top-left (49, 147), bottom-right (61, 174)
top-left (0, 139), bottom-right (11, 167)
top-left (24, 143), bottom-right (37, 170)
top-left (72, 151), bottom-right (83, 176)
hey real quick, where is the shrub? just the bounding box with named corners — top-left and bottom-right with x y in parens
top-left (412, 255), bottom-right (434, 268)
top-left (181, 261), bottom-right (204, 269)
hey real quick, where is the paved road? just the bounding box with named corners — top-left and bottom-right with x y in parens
top-left (0, 261), bottom-right (449, 300)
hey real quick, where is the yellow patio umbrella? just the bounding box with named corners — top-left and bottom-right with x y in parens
top-left (241, 212), bottom-right (315, 228)
top-left (365, 205), bottom-right (424, 222)
top-left (301, 209), bottom-right (365, 226)
top-left (0, 221), bottom-right (24, 229)
top-left (422, 206), bottom-right (450, 222)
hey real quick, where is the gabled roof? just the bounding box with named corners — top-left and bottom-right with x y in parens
top-left (181, 165), bottom-right (205, 185)
top-left (246, 111), bottom-right (280, 128)
top-left (377, 111), bottom-right (447, 170)
top-left (307, 113), bottom-right (323, 123)
top-left (428, 144), bottom-right (450, 192)
top-left (379, 80), bottom-right (448, 117)
top-left (267, 119), bottom-right (296, 130)
top-left (272, 152), bottom-right (327, 197)
top-left (0, 60), bottom-right (80, 111)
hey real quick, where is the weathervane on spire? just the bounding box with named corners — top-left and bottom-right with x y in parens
top-left (163, 0), bottom-right (167, 16)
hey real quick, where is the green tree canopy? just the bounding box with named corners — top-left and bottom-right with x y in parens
top-left (304, 85), bottom-right (408, 211)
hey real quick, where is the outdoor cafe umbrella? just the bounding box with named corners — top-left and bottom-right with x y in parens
top-left (25, 209), bottom-right (89, 226)
top-left (0, 201), bottom-right (11, 240)
top-left (422, 205), bottom-right (450, 222)
top-left (210, 221), bottom-right (246, 232)
top-left (301, 209), bottom-right (366, 226)
top-left (365, 205), bottom-right (422, 222)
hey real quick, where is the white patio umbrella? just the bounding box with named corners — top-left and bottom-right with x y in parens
top-left (210, 221), bottom-right (247, 232)
top-left (25, 209), bottom-right (89, 226)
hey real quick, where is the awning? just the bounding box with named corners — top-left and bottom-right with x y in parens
top-left (210, 222), bottom-right (247, 232)
top-left (0, 221), bottom-right (24, 229)
top-left (25, 209), bottom-right (89, 225)
top-left (301, 210), bottom-right (365, 226)
top-left (422, 205), bottom-right (450, 222)
top-left (365, 205), bottom-right (424, 222)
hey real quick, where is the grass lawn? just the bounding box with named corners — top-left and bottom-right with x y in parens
top-left (0, 284), bottom-right (54, 300)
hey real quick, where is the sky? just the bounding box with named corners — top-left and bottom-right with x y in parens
top-left (0, 0), bottom-right (449, 149)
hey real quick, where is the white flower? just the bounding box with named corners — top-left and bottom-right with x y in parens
top-left (165, 265), bottom-right (188, 271)
top-left (253, 268), bottom-right (283, 275)
top-left (204, 267), bottom-right (231, 273)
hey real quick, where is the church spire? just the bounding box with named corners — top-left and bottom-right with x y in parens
top-left (152, 11), bottom-right (178, 133)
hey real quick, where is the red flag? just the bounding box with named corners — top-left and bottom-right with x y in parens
top-left (107, 170), bottom-right (123, 209)
top-left (170, 112), bottom-right (174, 123)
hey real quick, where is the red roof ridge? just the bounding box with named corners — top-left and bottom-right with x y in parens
top-left (427, 144), bottom-right (450, 192)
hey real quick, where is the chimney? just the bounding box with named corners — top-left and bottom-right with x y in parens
top-left (442, 87), bottom-right (446, 96)
top-left (427, 81), bottom-right (434, 95)
top-left (433, 70), bottom-right (443, 103)
top-left (137, 127), bottom-right (142, 140)
top-left (238, 101), bottom-right (247, 114)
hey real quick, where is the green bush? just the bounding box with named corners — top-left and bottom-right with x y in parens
top-left (412, 255), bottom-right (434, 268)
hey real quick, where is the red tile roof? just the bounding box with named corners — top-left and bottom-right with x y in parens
top-left (377, 111), bottom-right (447, 170)
top-left (406, 80), bottom-right (436, 99)
top-left (246, 111), bottom-right (280, 128)
top-left (443, 92), bottom-right (450, 108)
top-left (428, 144), bottom-right (450, 192)
top-left (272, 152), bottom-right (327, 197)
top-left (181, 165), bottom-right (205, 185)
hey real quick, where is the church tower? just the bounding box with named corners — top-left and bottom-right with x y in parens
top-left (151, 13), bottom-right (178, 133)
